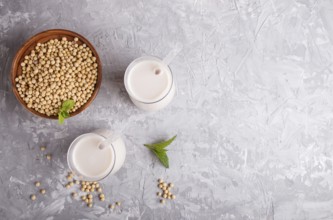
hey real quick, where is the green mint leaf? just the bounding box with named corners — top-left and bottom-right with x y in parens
top-left (153, 149), bottom-right (169, 168)
top-left (61, 111), bottom-right (70, 118)
top-left (58, 100), bottom-right (75, 125)
top-left (61, 100), bottom-right (75, 112)
top-left (58, 113), bottom-right (65, 125)
top-left (144, 144), bottom-right (156, 151)
top-left (150, 135), bottom-right (177, 150)
top-left (144, 135), bottom-right (176, 168)
top-left (153, 148), bottom-right (168, 153)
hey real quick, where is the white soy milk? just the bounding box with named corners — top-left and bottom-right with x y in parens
top-left (67, 130), bottom-right (126, 181)
top-left (71, 133), bottom-right (114, 180)
top-left (124, 56), bottom-right (175, 111)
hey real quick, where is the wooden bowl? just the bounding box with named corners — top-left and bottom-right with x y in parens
top-left (11, 29), bottom-right (102, 119)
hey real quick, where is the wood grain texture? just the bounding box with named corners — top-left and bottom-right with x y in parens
top-left (11, 29), bottom-right (102, 119)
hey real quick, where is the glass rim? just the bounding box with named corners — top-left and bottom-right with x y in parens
top-left (67, 133), bottom-right (116, 182)
top-left (124, 56), bottom-right (174, 104)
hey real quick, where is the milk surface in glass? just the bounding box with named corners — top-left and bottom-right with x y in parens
top-left (124, 56), bottom-right (175, 111)
top-left (67, 130), bottom-right (126, 181)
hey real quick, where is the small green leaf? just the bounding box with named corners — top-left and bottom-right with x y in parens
top-left (61, 111), bottom-right (70, 118)
top-left (58, 113), bottom-right (65, 125)
top-left (153, 148), bottom-right (168, 153)
top-left (144, 135), bottom-right (176, 168)
top-left (58, 100), bottom-right (75, 125)
top-left (61, 100), bottom-right (75, 111)
top-left (153, 150), bottom-right (169, 168)
top-left (150, 135), bottom-right (177, 150)
top-left (144, 144), bottom-right (155, 150)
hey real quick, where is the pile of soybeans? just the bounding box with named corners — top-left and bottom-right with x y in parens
top-left (15, 37), bottom-right (98, 116)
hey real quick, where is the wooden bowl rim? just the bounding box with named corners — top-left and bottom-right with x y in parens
top-left (11, 29), bottom-right (102, 120)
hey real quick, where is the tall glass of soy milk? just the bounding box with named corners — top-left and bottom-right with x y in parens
top-left (67, 129), bottom-right (126, 181)
top-left (124, 56), bottom-right (175, 111)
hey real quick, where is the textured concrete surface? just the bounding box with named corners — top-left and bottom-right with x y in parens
top-left (1, 0), bottom-right (333, 219)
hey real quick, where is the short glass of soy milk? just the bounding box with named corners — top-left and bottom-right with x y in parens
top-left (67, 129), bottom-right (126, 181)
top-left (124, 56), bottom-right (176, 111)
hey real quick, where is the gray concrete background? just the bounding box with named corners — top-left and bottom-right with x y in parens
top-left (1, 0), bottom-right (333, 219)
